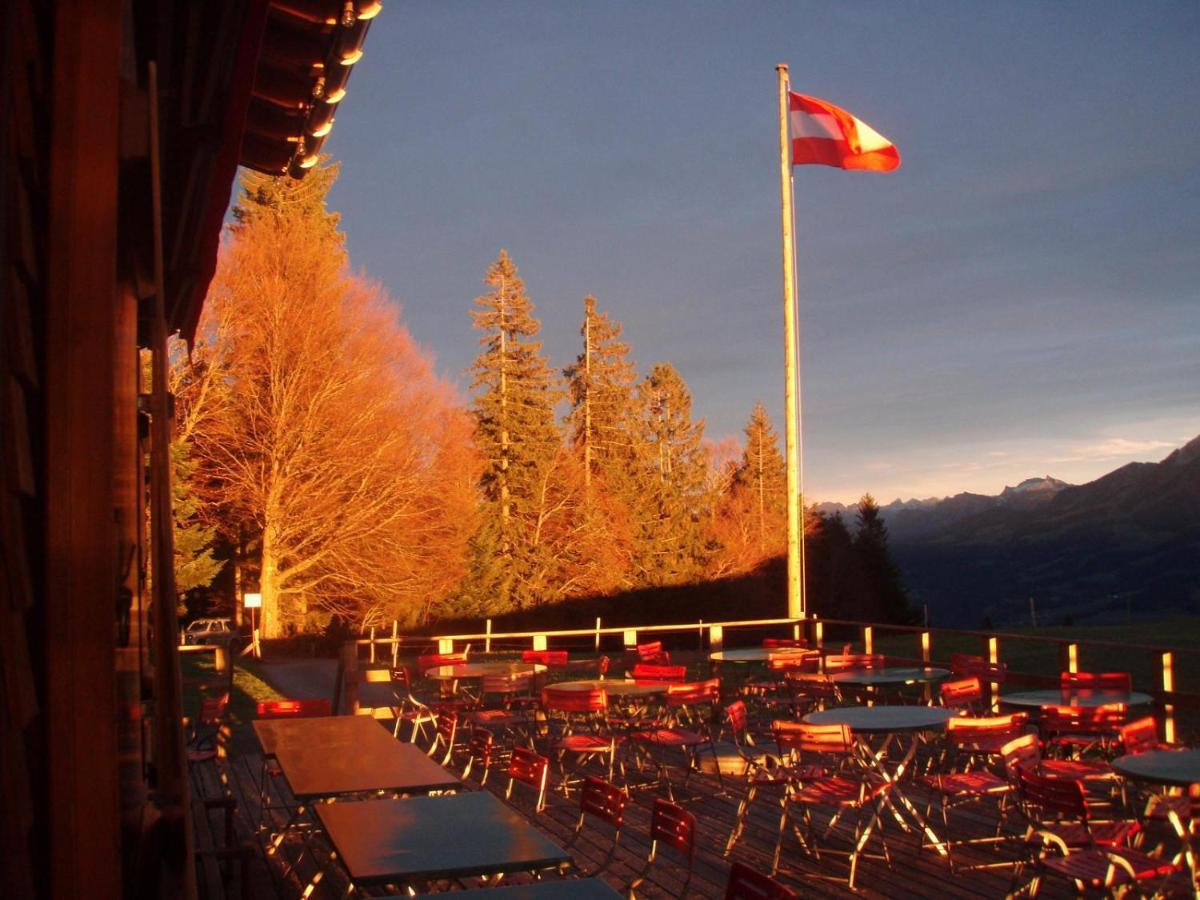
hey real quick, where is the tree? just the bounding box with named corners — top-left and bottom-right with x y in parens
top-left (854, 493), bottom-right (915, 623)
top-left (466, 250), bottom-right (564, 609)
top-left (630, 363), bottom-right (710, 585)
top-left (737, 402), bottom-right (787, 553)
top-left (188, 163), bottom-right (473, 635)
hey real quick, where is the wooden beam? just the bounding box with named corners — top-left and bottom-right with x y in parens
top-left (44, 0), bottom-right (122, 896)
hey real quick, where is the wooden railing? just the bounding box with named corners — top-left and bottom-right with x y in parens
top-left (346, 614), bottom-right (1200, 742)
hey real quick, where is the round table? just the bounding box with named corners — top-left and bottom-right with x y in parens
top-left (804, 704), bottom-right (957, 734)
top-left (708, 648), bottom-right (809, 664)
top-left (831, 666), bottom-right (949, 687)
top-left (1112, 749), bottom-right (1200, 788)
top-left (552, 678), bottom-right (671, 698)
top-left (998, 689), bottom-right (1154, 709)
top-left (425, 662), bottom-right (544, 680)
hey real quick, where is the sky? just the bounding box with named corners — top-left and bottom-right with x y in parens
top-left (322, 2), bottom-right (1200, 504)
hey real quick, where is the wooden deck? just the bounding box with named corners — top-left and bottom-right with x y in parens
top-left (184, 720), bottom-right (1156, 899)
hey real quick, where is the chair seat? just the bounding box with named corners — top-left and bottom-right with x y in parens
top-left (557, 734), bottom-right (622, 752)
top-left (467, 709), bottom-right (524, 727)
top-left (629, 727), bottom-right (707, 748)
top-left (1040, 847), bottom-right (1174, 887)
top-left (1040, 758), bottom-right (1114, 780)
top-left (790, 777), bottom-right (884, 807)
top-left (1145, 794), bottom-right (1192, 822)
top-left (1031, 820), bottom-right (1139, 849)
top-left (921, 770), bottom-right (1010, 796)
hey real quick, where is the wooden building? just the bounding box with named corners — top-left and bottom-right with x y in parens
top-left (1, 1), bottom-right (379, 896)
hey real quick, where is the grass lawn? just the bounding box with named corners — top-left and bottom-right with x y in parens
top-left (180, 647), bottom-right (284, 725)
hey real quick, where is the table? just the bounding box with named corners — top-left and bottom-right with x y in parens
top-left (708, 648), bottom-right (809, 664)
top-left (425, 662), bottom-right (545, 680)
top-left (313, 792), bottom-right (572, 889)
top-left (552, 678), bottom-right (672, 698)
top-left (804, 705), bottom-right (956, 856)
top-left (830, 666), bottom-right (949, 687)
top-left (999, 689), bottom-right (1154, 709)
top-left (253, 716), bottom-right (461, 799)
top-left (1112, 749), bottom-right (1200, 788)
top-left (428, 878), bottom-right (622, 898)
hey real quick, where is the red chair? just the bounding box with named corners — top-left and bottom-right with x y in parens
top-left (763, 637), bottom-right (807, 649)
top-left (541, 686), bottom-right (621, 792)
top-left (725, 861), bottom-right (798, 899)
top-left (944, 713), bottom-right (1032, 767)
top-left (505, 745), bottom-right (550, 814)
top-left (939, 676), bottom-right (985, 714)
top-left (630, 662), bottom-right (687, 682)
top-left (1039, 704), bottom-right (1127, 757)
top-left (1001, 732), bottom-right (1114, 785)
top-left (460, 727), bottom-right (494, 784)
top-left (628, 799), bottom-right (697, 896)
top-left (636, 640), bottom-right (670, 665)
top-left (951, 653), bottom-right (1008, 688)
top-left (629, 679), bottom-right (720, 799)
top-left (1119, 716), bottom-right (1172, 755)
top-left (1061, 671), bottom-right (1132, 693)
top-left (522, 649), bottom-right (569, 667)
top-left (722, 703), bottom-right (808, 854)
top-left (1010, 767), bottom-right (1176, 897)
top-left (823, 653), bottom-right (885, 673)
top-left (388, 666), bottom-right (437, 741)
top-left (187, 692), bottom-right (230, 762)
top-left (566, 776), bottom-right (628, 874)
top-left (426, 707), bottom-right (459, 767)
top-left (256, 698), bottom-right (331, 719)
top-left (467, 671), bottom-right (533, 735)
top-left (417, 650), bottom-right (468, 674)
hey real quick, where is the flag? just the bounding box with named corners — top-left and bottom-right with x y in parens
top-left (789, 92), bottom-right (900, 172)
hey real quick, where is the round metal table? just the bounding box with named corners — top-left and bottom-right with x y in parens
top-left (830, 666), bottom-right (949, 687)
top-left (551, 678), bottom-right (671, 698)
top-left (708, 648), bottom-right (809, 664)
top-left (1112, 749), bottom-right (1200, 788)
top-left (998, 689), bottom-right (1154, 709)
top-left (425, 662), bottom-right (544, 680)
top-left (804, 704), bottom-right (956, 734)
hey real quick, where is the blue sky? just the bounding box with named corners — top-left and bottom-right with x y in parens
top-left (323, 2), bottom-right (1199, 503)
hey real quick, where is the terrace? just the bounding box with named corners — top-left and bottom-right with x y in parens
top-left (186, 616), bottom-right (1200, 897)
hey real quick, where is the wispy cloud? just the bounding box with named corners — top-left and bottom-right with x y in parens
top-left (1048, 437), bottom-right (1179, 465)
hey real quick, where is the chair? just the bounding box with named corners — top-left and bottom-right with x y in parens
top-left (1061, 671), bottom-right (1132, 693)
top-left (256, 698), bottom-right (331, 719)
top-left (763, 637), bottom-right (807, 650)
top-left (951, 654), bottom-right (1008, 706)
top-left (460, 727), bottom-right (495, 784)
top-left (388, 666), bottom-right (437, 741)
top-left (426, 707), bottom-right (459, 767)
top-left (541, 686), bottom-right (621, 792)
top-left (1039, 704), bottom-right (1127, 758)
top-left (467, 671), bottom-right (533, 736)
top-left (628, 679), bottom-right (720, 799)
top-left (1119, 716), bottom-right (1172, 755)
top-left (724, 861), bottom-right (798, 899)
top-left (417, 649), bottom-right (468, 675)
top-left (629, 662), bottom-right (687, 682)
top-left (505, 745), bottom-right (550, 814)
top-left (522, 649), bottom-right (569, 667)
top-left (781, 670), bottom-right (841, 713)
top-left (823, 653), bottom-right (885, 673)
top-left (771, 722), bottom-right (892, 889)
top-left (721, 703), bottom-right (805, 855)
top-left (939, 676), bottom-right (985, 714)
top-left (1001, 732), bottom-right (1114, 786)
top-left (943, 713), bottom-right (1032, 769)
top-left (628, 799), bottom-right (697, 896)
top-left (636, 640), bottom-right (671, 665)
top-left (188, 692), bottom-right (230, 757)
top-left (1010, 766), bottom-right (1176, 897)
top-left (566, 776), bottom-right (629, 875)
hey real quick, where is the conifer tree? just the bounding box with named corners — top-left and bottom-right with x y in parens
top-left (855, 494), bottom-right (915, 623)
top-left (467, 250), bottom-right (564, 608)
top-left (736, 402), bottom-right (788, 552)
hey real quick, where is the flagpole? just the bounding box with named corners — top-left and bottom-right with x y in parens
top-left (776, 63), bottom-right (805, 620)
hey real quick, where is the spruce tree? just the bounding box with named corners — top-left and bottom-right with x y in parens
top-left (855, 493), bottom-right (915, 623)
top-left (468, 250), bottom-right (563, 608)
top-left (735, 402), bottom-right (788, 553)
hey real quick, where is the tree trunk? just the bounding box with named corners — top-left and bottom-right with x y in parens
top-left (260, 525), bottom-right (281, 639)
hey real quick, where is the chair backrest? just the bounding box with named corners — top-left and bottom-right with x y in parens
top-left (467, 727), bottom-right (492, 766)
top-left (1039, 703), bottom-right (1127, 735)
top-left (766, 652), bottom-right (819, 673)
top-left (951, 653), bottom-right (1007, 684)
top-left (782, 671), bottom-right (840, 698)
top-left (950, 652), bottom-right (984, 675)
top-left (597, 655), bottom-right (610, 677)
top-left (507, 746), bottom-right (549, 812)
top-left (434, 708), bottom-right (458, 744)
top-left (580, 776), bottom-right (628, 828)
top-left (762, 637), bottom-right (807, 649)
top-left (637, 641), bottom-right (670, 664)
top-left (1016, 765), bottom-right (1089, 821)
top-left (939, 676), bottom-right (983, 709)
top-left (481, 671), bottom-right (533, 697)
top-left (522, 649), bottom-right (569, 667)
top-left (1061, 671), bottom-right (1132, 693)
top-left (1119, 716), bottom-right (1160, 755)
top-left (256, 698), bottom-right (331, 719)
top-left (542, 686), bottom-right (607, 714)
top-left (199, 693), bottom-right (230, 725)
top-left (1000, 732), bottom-right (1041, 776)
top-left (773, 720), bottom-right (853, 756)
top-left (417, 651), bottom-right (467, 674)
top-left (631, 663), bottom-right (687, 682)
top-left (947, 713), bottom-right (1028, 747)
top-left (823, 653), bottom-right (885, 673)
top-left (390, 666), bottom-right (414, 690)
top-left (725, 861), bottom-right (798, 900)
top-left (724, 701), bottom-right (750, 740)
top-left (650, 798), bottom-right (696, 864)
top-left (666, 678), bottom-right (721, 708)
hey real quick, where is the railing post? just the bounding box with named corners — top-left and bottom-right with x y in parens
top-left (698, 619), bottom-right (704, 651)
top-left (920, 631), bottom-right (931, 664)
top-left (594, 617), bottom-right (602, 651)
top-left (485, 618), bottom-right (492, 653)
top-left (533, 634), bottom-right (547, 651)
top-left (1060, 642), bottom-right (1078, 674)
top-left (862, 625), bottom-right (873, 656)
top-left (986, 634), bottom-right (1000, 712)
top-left (709, 625), bottom-right (724, 652)
top-left (391, 620), bottom-right (398, 668)
top-left (369, 626), bottom-right (376, 664)
top-left (623, 629), bottom-right (637, 650)
top-left (814, 619), bottom-right (823, 650)
top-left (792, 619), bottom-right (801, 642)
top-left (1161, 651), bottom-right (1175, 744)
top-left (438, 637), bottom-right (453, 653)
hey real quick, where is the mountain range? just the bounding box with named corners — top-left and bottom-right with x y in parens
top-left (816, 435), bottom-right (1200, 627)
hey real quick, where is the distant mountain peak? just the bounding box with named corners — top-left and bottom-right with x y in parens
top-left (1162, 434), bottom-right (1200, 467)
top-left (1001, 476), bottom-right (1070, 496)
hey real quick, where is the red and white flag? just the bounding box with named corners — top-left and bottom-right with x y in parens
top-left (789, 93), bottom-right (900, 172)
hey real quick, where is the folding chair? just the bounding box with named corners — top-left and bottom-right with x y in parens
top-left (762, 637), bottom-right (807, 650)
top-left (628, 799), bottom-right (696, 896)
top-left (629, 662), bottom-right (687, 682)
top-left (1061, 671), bottom-right (1132, 693)
top-left (722, 702), bottom-right (807, 855)
top-left (1039, 703), bottom-right (1127, 758)
top-left (426, 707), bottom-right (459, 767)
top-left (942, 712), bottom-right (1032, 771)
top-left (522, 649), bottom-right (569, 667)
top-left (505, 745), bottom-right (550, 814)
top-left (636, 640), bottom-right (670, 665)
top-left (724, 861), bottom-right (798, 899)
top-left (1001, 732), bottom-right (1115, 785)
top-left (566, 776), bottom-right (629, 875)
top-left (939, 676), bottom-right (985, 714)
top-left (541, 686), bottom-right (621, 793)
top-left (460, 727), bottom-right (495, 784)
top-left (467, 671), bottom-right (533, 738)
top-left (387, 665), bottom-right (436, 741)
top-left (628, 679), bottom-right (720, 800)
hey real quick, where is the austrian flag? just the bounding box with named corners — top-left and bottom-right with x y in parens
top-left (789, 92), bottom-right (900, 172)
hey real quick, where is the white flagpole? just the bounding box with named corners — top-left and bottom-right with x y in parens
top-left (776, 64), bottom-right (805, 619)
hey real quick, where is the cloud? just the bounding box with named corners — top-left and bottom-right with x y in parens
top-left (1048, 437), bottom-right (1179, 465)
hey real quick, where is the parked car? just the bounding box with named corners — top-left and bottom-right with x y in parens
top-left (182, 617), bottom-right (234, 645)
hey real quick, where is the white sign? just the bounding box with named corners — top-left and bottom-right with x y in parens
top-left (243, 592), bottom-right (262, 609)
